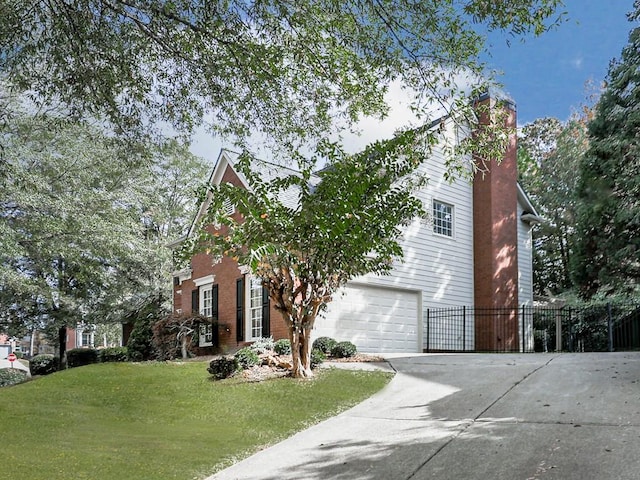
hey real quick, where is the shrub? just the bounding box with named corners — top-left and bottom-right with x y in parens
top-left (331, 341), bottom-right (357, 358)
top-left (249, 336), bottom-right (275, 354)
top-left (66, 348), bottom-right (99, 368)
top-left (127, 316), bottom-right (156, 361)
top-left (207, 356), bottom-right (239, 380)
top-left (98, 347), bottom-right (129, 363)
top-left (234, 347), bottom-right (260, 369)
top-left (152, 314), bottom-right (203, 360)
top-left (310, 349), bottom-right (326, 369)
top-left (29, 354), bottom-right (59, 376)
top-left (312, 336), bottom-right (337, 355)
top-left (0, 368), bottom-right (28, 387)
top-left (273, 338), bottom-right (291, 355)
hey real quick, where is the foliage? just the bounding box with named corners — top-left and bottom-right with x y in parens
top-left (29, 354), bottom-right (59, 376)
top-left (98, 347), bottom-right (129, 363)
top-left (152, 314), bottom-right (203, 360)
top-left (249, 337), bottom-right (275, 354)
top-left (234, 347), bottom-right (260, 370)
top-left (0, 1), bottom-right (563, 149)
top-left (518, 117), bottom-right (589, 295)
top-left (66, 348), bottom-right (99, 368)
top-left (310, 349), bottom-right (326, 369)
top-left (126, 316), bottom-right (156, 362)
top-left (0, 368), bottom-right (28, 388)
top-left (207, 357), bottom-right (239, 380)
top-left (273, 339), bottom-right (292, 356)
top-left (0, 361), bottom-right (391, 480)
top-left (330, 341), bottom-right (358, 358)
top-left (312, 337), bottom-right (338, 355)
top-left (183, 131), bottom-right (433, 378)
top-left (572, 11), bottom-right (640, 298)
top-left (0, 106), bottom-right (209, 347)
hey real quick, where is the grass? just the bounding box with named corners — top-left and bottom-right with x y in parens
top-left (0, 361), bottom-right (392, 479)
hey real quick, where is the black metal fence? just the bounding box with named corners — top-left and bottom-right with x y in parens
top-left (424, 303), bottom-right (640, 353)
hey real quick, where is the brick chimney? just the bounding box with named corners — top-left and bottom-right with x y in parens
top-left (472, 95), bottom-right (519, 351)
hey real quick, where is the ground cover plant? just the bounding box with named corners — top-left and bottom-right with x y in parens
top-left (0, 361), bottom-right (391, 479)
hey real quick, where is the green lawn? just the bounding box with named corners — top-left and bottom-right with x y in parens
top-left (0, 362), bottom-right (392, 479)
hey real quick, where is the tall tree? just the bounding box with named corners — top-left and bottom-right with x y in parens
top-left (0, 0), bottom-right (564, 152)
top-left (518, 116), bottom-right (588, 295)
top-left (0, 104), bottom-right (209, 349)
top-left (572, 6), bottom-right (640, 297)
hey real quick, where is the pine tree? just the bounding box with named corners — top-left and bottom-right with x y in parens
top-left (572, 11), bottom-right (640, 297)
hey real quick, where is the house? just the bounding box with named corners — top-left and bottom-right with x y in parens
top-left (171, 95), bottom-right (541, 354)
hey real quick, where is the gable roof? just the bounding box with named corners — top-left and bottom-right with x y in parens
top-left (172, 149), bottom-right (314, 246)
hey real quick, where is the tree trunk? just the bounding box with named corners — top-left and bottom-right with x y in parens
top-left (289, 324), bottom-right (313, 378)
top-left (181, 336), bottom-right (188, 359)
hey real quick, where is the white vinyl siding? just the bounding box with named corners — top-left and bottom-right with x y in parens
top-left (354, 122), bottom-right (475, 309)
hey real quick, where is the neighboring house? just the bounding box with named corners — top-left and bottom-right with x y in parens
top-left (171, 95), bottom-right (541, 354)
top-left (65, 323), bottom-right (96, 351)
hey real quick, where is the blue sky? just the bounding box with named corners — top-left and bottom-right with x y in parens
top-left (483, 0), bottom-right (636, 125)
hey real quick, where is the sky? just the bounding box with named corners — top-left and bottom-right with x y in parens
top-left (190, 0), bottom-right (637, 164)
top-left (483, 0), bottom-right (635, 125)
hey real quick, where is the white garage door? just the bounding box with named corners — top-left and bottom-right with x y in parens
top-left (316, 284), bottom-right (420, 353)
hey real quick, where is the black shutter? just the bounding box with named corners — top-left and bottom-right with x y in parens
top-left (191, 289), bottom-right (199, 314)
top-left (262, 286), bottom-right (270, 337)
top-left (212, 285), bottom-right (219, 347)
top-left (236, 277), bottom-right (244, 342)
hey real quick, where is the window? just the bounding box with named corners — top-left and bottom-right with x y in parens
top-left (199, 323), bottom-right (213, 347)
top-left (433, 200), bottom-right (454, 237)
top-left (250, 278), bottom-right (263, 339)
top-left (197, 282), bottom-right (218, 347)
top-left (201, 285), bottom-right (213, 318)
top-left (80, 331), bottom-right (93, 347)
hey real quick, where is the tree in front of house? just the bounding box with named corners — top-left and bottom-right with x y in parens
top-left (572, 8), bottom-right (640, 298)
top-left (182, 132), bottom-right (430, 377)
top-left (0, 0), bottom-right (563, 154)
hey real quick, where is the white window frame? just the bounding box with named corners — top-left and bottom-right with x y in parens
top-left (433, 199), bottom-right (454, 238)
top-left (245, 276), bottom-right (264, 340)
top-left (198, 282), bottom-right (214, 347)
top-left (76, 324), bottom-right (95, 348)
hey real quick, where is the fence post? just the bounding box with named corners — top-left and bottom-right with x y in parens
top-left (607, 303), bottom-right (614, 352)
top-left (463, 306), bottom-right (466, 352)
top-left (521, 305), bottom-right (525, 353)
top-left (426, 308), bottom-right (430, 352)
top-left (556, 309), bottom-right (562, 352)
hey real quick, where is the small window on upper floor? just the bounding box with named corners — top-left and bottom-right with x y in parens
top-left (433, 200), bottom-right (454, 237)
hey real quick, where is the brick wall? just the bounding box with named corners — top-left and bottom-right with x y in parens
top-left (473, 97), bottom-right (520, 351)
top-left (173, 161), bottom-right (288, 352)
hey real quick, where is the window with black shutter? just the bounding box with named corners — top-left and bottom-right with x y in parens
top-left (262, 286), bottom-right (270, 337)
top-left (236, 277), bottom-right (244, 342)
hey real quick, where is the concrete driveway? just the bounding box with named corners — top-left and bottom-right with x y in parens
top-left (208, 352), bottom-right (640, 480)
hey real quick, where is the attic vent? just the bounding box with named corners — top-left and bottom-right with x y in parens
top-left (223, 198), bottom-right (234, 216)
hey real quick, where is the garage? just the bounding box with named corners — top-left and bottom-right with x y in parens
top-left (315, 283), bottom-right (421, 353)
